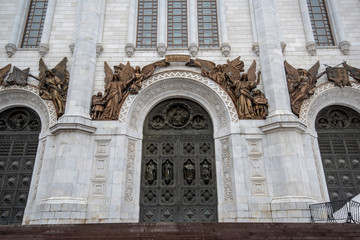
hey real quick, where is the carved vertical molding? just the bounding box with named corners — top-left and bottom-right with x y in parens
top-left (125, 139), bottom-right (136, 202)
top-left (39, 0), bottom-right (56, 57)
top-left (91, 139), bottom-right (110, 196)
top-left (326, 0), bottom-right (350, 55)
top-left (188, 0), bottom-right (198, 57)
top-left (5, 0), bottom-right (30, 57)
top-left (247, 138), bottom-right (267, 195)
top-left (157, 0), bottom-right (167, 56)
top-left (218, 0), bottom-right (231, 56)
top-left (298, 0), bottom-right (317, 55)
top-left (220, 137), bottom-right (233, 201)
top-left (31, 140), bottom-right (46, 203)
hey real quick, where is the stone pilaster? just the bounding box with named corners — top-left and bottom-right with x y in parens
top-left (125, 0), bottom-right (137, 57)
top-left (254, 0), bottom-right (319, 220)
top-left (63, 0), bottom-right (102, 120)
top-left (327, 0), bottom-right (350, 55)
top-left (5, 0), bottom-right (29, 57)
top-left (298, 0), bottom-right (317, 55)
top-left (188, 0), bottom-right (198, 57)
top-left (38, 0), bottom-right (56, 57)
top-left (253, 0), bottom-right (292, 117)
top-left (157, 0), bottom-right (167, 56)
top-left (218, 0), bottom-right (231, 56)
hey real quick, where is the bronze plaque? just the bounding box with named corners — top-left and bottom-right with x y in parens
top-left (165, 55), bottom-right (191, 62)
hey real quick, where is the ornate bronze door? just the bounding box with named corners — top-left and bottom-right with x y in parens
top-left (140, 99), bottom-right (218, 222)
top-left (0, 107), bottom-right (41, 225)
top-left (316, 105), bottom-right (360, 201)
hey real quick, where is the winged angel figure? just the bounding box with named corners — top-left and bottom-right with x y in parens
top-left (284, 61), bottom-right (320, 116)
top-left (38, 57), bottom-right (69, 117)
top-left (0, 64), bottom-right (12, 85)
top-left (96, 60), bottom-right (168, 120)
top-left (226, 60), bottom-right (266, 119)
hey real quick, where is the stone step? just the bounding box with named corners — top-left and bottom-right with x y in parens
top-left (0, 223), bottom-right (359, 239)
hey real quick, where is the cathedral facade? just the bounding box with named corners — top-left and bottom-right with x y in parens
top-left (0, 0), bottom-right (359, 225)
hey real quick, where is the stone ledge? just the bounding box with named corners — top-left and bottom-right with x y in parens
top-left (50, 115), bottom-right (96, 134)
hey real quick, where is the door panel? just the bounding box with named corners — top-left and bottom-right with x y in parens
top-left (140, 99), bottom-right (217, 222)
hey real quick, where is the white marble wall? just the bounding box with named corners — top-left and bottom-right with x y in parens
top-left (0, 0), bottom-right (360, 224)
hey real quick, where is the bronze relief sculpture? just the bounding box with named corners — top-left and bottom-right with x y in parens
top-left (284, 60), bottom-right (320, 116)
top-left (0, 64), bottom-right (12, 85)
top-left (38, 57), bottom-right (69, 117)
top-left (91, 56), bottom-right (267, 120)
top-left (188, 57), bottom-right (268, 119)
top-left (92, 60), bottom-right (169, 120)
top-left (343, 62), bottom-right (360, 82)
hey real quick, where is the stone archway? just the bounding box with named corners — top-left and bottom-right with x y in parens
top-left (139, 98), bottom-right (218, 222)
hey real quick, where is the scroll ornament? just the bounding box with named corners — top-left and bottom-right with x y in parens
top-left (284, 61), bottom-right (320, 116)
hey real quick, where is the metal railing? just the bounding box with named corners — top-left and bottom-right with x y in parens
top-left (309, 200), bottom-right (360, 223)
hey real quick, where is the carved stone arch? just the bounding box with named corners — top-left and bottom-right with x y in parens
top-left (0, 85), bottom-right (57, 136)
top-left (122, 71), bottom-right (237, 138)
top-left (120, 71), bottom-right (237, 221)
top-left (300, 82), bottom-right (360, 133)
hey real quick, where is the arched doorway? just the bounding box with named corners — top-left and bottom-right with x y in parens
top-left (140, 98), bottom-right (218, 222)
top-left (0, 107), bottom-right (41, 225)
top-left (316, 105), bottom-right (360, 201)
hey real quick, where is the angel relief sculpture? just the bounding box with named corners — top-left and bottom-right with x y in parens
top-left (284, 61), bottom-right (320, 116)
top-left (38, 57), bottom-right (69, 117)
top-left (92, 60), bottom-right (168, 120)
top-left (188, 57), bottom-right (268, 119)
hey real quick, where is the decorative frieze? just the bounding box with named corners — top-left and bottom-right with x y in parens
top-left (91, 139), bottom-right (110, 196)
top-left (220, 137), bottom-right (233, 201)
top-left (125, 139), bottom-right (136, 202)
top-left (247, 138), bottom-right (267, 196)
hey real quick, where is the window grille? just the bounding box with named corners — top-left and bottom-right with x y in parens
top-left (21, 0), bottom-right (48, 48)
top-left (167, 0), bottom-right (188, 48)
top-left (307, 0), bottom-right (334, 46)
top-left (136, 0), bottom-right (158, 48)
top-left (198, 0), bottom-right (219, 48)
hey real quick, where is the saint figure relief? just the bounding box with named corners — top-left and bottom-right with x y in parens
top-left (187, 57), bottom-right (267, 119)
top-left (38, 57), bottom-right (69, 117)
top-left (91, 60), bottom-right (169, 120)
top-left (284, 61), bottom-right (320, 116)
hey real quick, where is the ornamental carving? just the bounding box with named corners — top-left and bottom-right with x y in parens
top-left (316, 107), bottom-right (360, 130)
top-left (38, 57), bottom-right (69, 118)
top-left (187, 57), bottom-right (268, 119)
top-left (284, 60), bottom-right (320, 116)
top-left (147, 102), bottom-right (208, 130)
